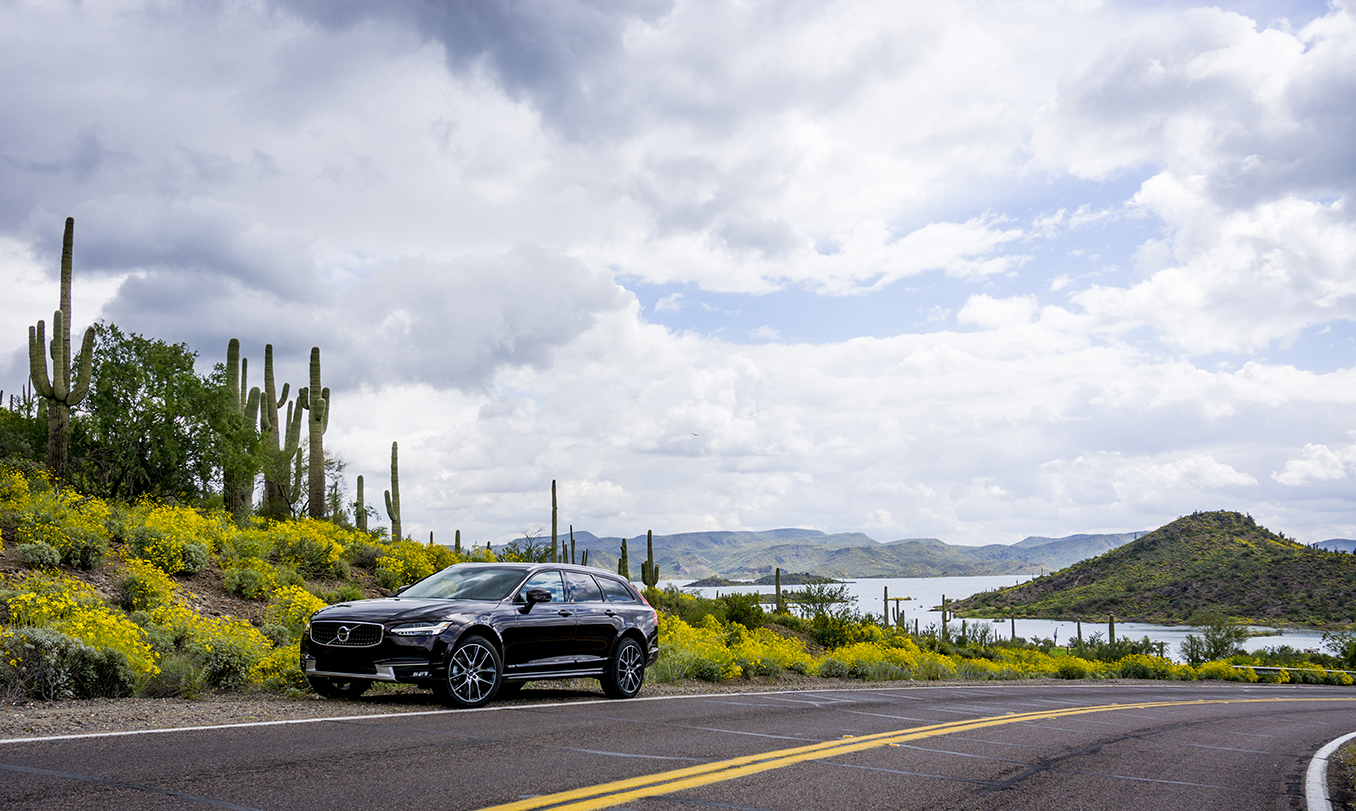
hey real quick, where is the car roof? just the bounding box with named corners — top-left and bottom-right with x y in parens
top-left (450, 561), bottom-right (631, 581)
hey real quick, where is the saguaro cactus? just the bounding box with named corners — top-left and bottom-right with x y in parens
top-left (618, 537), bottom-right (630, 580)
top-left (775, 568), bottom-right (785, 614)
top-left (640, 530), bottom-right (659, 590)
top-left (223, 339), bottom-right (262, 520)
top-left (454, 529), bottom-right (461, 555)
top-left (384, 441), bottom-right (402, 540)
top-left (28, 217), bottom-right (95, 480)
top-left (259, 345), bottom-right (302, 518)
top-left (355, 475), bottom-right (368, 532)
top-left (569, 525), bottom-right (575, 565)
top-left (298, 347), bottom-right (330, 518)
top-left (550, 480), bottom-right (559, 563)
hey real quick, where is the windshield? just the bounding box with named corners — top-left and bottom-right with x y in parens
top-left (400, 567), bottom-right (526, 601)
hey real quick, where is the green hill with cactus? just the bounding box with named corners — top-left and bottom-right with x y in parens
top-left (951, 511), bottom-right (1356, 627)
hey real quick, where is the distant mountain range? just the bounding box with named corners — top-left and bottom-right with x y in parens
top-left (1312, 539), bottom-right (1356, 553)
top-left (516, 528), bottom-right (1143, 580)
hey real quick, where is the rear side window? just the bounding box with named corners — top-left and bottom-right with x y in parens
top-left (597, 576), bottom-right (637, 603)
top-left (564, 571), bottom-right (604, 603)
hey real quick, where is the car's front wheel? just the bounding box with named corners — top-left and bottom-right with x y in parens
top-left (436, 634), bottom-right (501, 708)
top-left (601, 637), bottom-right (645, 699)
top-left (307, 676), bottom-right (371, 699)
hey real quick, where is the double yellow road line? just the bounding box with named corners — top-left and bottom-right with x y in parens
top-left (476, 697), bottom-right (1356, 811)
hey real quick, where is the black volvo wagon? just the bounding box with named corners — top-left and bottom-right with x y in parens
top-left (299, 562), bottom-right (660, 708)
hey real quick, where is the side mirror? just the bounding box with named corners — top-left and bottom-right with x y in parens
top-left (521, 588), bottom-right (552, 613)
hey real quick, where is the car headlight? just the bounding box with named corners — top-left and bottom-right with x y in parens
top-left (390, 621), bottom-right (455, 636)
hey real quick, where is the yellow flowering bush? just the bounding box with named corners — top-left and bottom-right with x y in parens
top-left (1197, 660), bottom-right (1258, 681)
top-left (0, 465), bottom-right (32, 526)
top-left (269, 519), bottom-right (350, 579)
top-left (141, 601), bottom-right (272, 688)
top-left (13, 486), bottom-right (111, 568)
top-left (726, 624), bottom-right (817, 676)
top-left (117, 556), bottom-right (177, 611)
top-left (653, 615), bottom-right (742, 682)
top-left (126, 504), bottom-right (216, 575)
top-left (249, 640), bottom-right (306, 690)
top-left (267, 586), bottom-right (326, 635)
top-left (223, 558), bottom-right (276, 600)
top-left (6, 573), bottom-right (158, 676)
top-left (374, 540), bottom-right (437, 590)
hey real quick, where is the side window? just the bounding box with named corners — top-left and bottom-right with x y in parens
top-left (597, 577), bottom-right (637, 603)
top-left (517, 570), bottom-right (565, 604)
top-left (564, 571), bottom-right (603, 603)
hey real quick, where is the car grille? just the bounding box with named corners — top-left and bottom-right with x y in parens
top-left (310, 621), bottom-right (383, 647)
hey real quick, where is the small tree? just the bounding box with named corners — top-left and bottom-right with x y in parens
top-left (78, 323), bottom-right (236, 502)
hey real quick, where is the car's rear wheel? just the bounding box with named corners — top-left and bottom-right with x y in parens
top-left (307, 676), bottom-right (371, 699)
top-left (601, 637), bottom-right (645, 699)
top-left (436, 634), bottom-right (501, 708)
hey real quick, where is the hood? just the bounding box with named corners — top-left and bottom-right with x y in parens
top-left (312, 597), bottom-right (490, 624)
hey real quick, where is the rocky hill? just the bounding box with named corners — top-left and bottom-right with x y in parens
top-left (950, 511), bottom-right (1356, 627)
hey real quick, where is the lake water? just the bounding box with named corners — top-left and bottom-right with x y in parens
top-left (659, 575), bottom-right (1329, 661)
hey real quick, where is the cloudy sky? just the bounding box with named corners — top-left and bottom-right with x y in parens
top-left (3, 0), bottom-right (1355, 546)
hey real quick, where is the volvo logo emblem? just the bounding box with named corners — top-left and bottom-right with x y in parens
top-left (336, 625), bottom-right (352, 643)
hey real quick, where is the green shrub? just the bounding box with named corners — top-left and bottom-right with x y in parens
top-left (273, 565), bottom-right (304, 589)
top-left (719, 593), bottom-right (765, 629)
top-left (1056, 657), bottom-right (1090, 679)
top-left (58, 527), bottom-right (107, 569)
top-left (852, 660), bottom-right (908, 680)
top-left (0, 627), bottom-right (136, 700)
top-left (317, 583), bottom-right (364, 604)
top-left (818, 658), bottom-right (850, 678)
top-left (260, 623), bottom-right (292, 647)
top-left (194, 634), bottom-right (260, 689)
top-left (137, 652), bottom-right (206, 699)
top-left (179, 541), bottom-right (209, 575)
top-left (276, 532), bottom-right (337, 579)
top-left (328, 558), bottom-right (351, 582)
top-left (344, 541), bottom-right (382, 569)
top-left (224, 565), bottom-right (273, 600)
top-left (116, 558), bottom-right (177, 611)
top-left (18, 542), bottom-right (60, 570)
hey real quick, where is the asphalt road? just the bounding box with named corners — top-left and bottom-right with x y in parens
top-left (2, 681), bottom-right (1355, 811)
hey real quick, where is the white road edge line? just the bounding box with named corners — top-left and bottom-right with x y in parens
top-left (1306, 729), bottom-right (1356, 811)
top-left (0, 682), bottom-right (1084, 746)
top-left (0, 682), bottom-right (1288, 747)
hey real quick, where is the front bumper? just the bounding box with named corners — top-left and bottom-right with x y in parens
top-left (303, 655), bottom-right (440, 683)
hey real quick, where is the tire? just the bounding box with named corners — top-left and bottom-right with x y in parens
top-left (601, 637), bottom-right (645, 699)
top-left (436, 634), bottom-right (502, 708)
top-left (307, 676), bottom-right (371, 699)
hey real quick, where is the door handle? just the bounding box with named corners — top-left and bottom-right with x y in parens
top-left (604, 610), bottom-right (617, 616)
top-left (558, 610), bottom-right (572, 617)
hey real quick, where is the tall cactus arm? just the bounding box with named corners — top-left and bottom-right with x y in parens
top-left (283, 401), bottom-right (302, 457)
top-left (50, 309), bottom-right (68, 401)
top-left (227, 339), bottom-right (241, 406)
top-left (58, 217), bottom-right (74, 374)
top-left (318, 386), bottom-right (330, 432)
top-left (28, 321), bottom-right (53, 399)
top-left (276, 382), bottom-right (289, 408)
top-left (67, 325), bottom-right (94, 405)
top-left (245, 386), bottom-right (261, 425)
